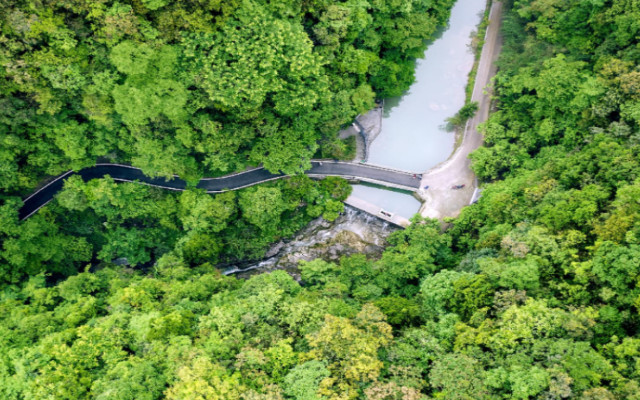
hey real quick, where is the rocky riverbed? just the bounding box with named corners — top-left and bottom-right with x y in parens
top-left (224, 206), bottom-right (397, 279)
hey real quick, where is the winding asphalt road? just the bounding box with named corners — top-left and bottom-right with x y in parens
top-left (18, 2), bottom-right (503, 223)
top-left (18, 161), bottom-right (421, 220)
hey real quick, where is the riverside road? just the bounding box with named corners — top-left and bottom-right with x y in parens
top-left (18, 2), bottom-right (504, 223)
top-left (18, 161), bottom-right (421, 220)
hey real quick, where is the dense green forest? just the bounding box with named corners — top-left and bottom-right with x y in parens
top-left (0, 0), bottom-right (455, 187)
top-left (0, 0), bottom-right (456, 281)
top-left (3, 0), bottom-right (640, 398)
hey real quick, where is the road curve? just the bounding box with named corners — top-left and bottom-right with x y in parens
top-left (418, 1), bottom-right (503, 219)
top-left (18, 161), bottom-right (421, 220)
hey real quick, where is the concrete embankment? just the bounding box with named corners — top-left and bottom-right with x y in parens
top-left (344, 195), bottom-right (411, 227)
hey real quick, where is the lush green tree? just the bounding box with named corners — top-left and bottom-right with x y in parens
top-left (90, 358), bottom-right (166, 400)
top-left (591, 242), bottom-right (640, 306)
top-left (428, 354), bottom-right (489, 399)
top-left (165, 357), bottom-right (245, 400)
top-left (374, 296), bottom-right (421, 327)
top-left (374, 218), bottom-right (454, 296)
top-left (238, 186), bottom-right (287, 233)
top-left (282, 361), bottom-right (330, 400)
top-left (307, 304), bottom-right (393, 396)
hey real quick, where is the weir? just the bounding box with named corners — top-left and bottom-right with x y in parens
top-left (344, 195), bottom-right (411, 228)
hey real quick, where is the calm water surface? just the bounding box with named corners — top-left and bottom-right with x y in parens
top-left (351, 184), bottom-right (422, 218)
top-left (355, 0), bottom-right (485, 218)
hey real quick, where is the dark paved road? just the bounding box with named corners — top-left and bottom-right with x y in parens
top-left (18, 161), bottom-right (420, 220)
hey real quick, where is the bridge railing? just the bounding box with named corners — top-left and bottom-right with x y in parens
top-left (311, 160), bottom-right (421, 177)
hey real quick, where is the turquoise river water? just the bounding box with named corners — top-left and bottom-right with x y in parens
top-left (351, 0), bottom-right (486, 218)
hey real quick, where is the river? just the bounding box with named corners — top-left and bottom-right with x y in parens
top-left (229, 0), bottom-right (486, 275)
top-left (352, 0), bottom-right (486, 219)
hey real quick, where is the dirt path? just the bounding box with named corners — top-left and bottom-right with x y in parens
top-left (418, 0), bottom-right (503, 220)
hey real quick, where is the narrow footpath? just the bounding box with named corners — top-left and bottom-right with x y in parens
top-left (418, 0), bottom-right (503, 220)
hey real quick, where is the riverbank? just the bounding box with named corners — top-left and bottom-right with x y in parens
top-left (418, 0), bottom-right (503, 220)
top-left (338, 106), bottom-right (383, 162)
top-left (465, 0), bottom-right (493, 103)
top-left (452, 0), bottom-right (492, 151)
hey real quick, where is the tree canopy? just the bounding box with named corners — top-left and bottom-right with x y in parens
top-left (0, 0), bottom-right (455, 187)
top-left (4, 0), bottom-right (640, 398)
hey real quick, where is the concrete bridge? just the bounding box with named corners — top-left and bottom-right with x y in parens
top-left (18, 161), bottom-right (421, 223)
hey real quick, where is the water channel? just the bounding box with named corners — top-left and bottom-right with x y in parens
top-left (351, 0), bottom-right (486, 219)
top-left (228, 0), bottom-right (486, 275)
